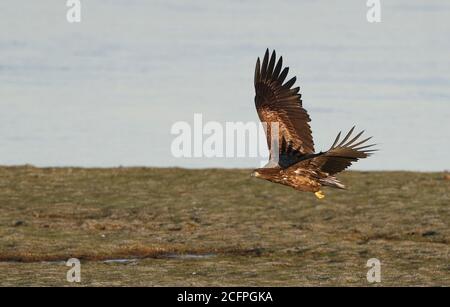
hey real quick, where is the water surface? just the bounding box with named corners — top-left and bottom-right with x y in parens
top-left (1, 1), bottom-right (449, 171)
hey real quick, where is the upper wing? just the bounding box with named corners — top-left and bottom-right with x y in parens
top-left (254, 49), bottom-right (314, 167)
top-left (291, 127), bottom-right (377, 175)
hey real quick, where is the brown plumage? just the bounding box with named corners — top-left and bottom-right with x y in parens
top-left (252, 49), bottom-right (377, 199)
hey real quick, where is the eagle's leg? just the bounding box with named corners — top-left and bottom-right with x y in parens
top-left (314, 190), bottom-right (325, 199)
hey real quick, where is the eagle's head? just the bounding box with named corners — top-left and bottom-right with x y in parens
top-left (251, 168), bottom-right (281, 181)
top-left (251, 170), bottom-right (262, 178)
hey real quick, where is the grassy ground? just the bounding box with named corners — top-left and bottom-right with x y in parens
top-left (0, 166), bottom-right (448, 286)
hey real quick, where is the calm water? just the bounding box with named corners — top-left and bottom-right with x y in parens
top-left (1, 1), bottom-right (449, 171)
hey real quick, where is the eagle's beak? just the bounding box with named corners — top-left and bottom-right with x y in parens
top-left (251, 171), bottom-right (259, 178)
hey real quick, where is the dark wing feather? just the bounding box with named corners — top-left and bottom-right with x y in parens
top-left (254, 49), bottom-right (314, 168)
top-left (292, 127), bottom-right (377, 175)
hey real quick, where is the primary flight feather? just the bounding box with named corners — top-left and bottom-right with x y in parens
top-left (251, 49), bottom-right (377, 199)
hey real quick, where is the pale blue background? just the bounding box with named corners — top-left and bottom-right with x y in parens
top-left (1, 0), bottom-right (449, 170)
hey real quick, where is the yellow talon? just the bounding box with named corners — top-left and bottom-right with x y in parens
top-left (315, 190), bottom-right (325, 199)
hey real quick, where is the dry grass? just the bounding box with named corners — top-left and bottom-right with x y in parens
top-left (0, 166), bottom-right (448, 286)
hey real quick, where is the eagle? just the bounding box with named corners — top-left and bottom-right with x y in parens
top-left (251, 49), bottom-right (376, 199)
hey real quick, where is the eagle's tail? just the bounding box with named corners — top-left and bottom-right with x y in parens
top-left (320, 176), bottom-right (346, 189)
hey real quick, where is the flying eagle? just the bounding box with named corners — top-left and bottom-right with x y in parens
top-left (251, 49), bottom-right (376, 199)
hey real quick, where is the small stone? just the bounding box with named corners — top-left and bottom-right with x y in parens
top-left (168, 225), bottom-right (182, 231)
top-left (422, 231), bottom-right (438, 237)
top-left (12, 220), bottom-right (25, 227)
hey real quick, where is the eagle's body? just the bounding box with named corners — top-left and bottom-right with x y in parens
top-left (252, 49), bottom-right (376, 198)
top-left (254, 168), bottom-right (323, 192)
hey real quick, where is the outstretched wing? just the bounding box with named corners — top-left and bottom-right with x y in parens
top-left (254, 49), bottom-right (314, 168)
top-left (292, 127), bottom-right (377, 175)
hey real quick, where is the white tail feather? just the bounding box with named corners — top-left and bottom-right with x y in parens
top-left (320, 176), bottom-right (346, 189)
